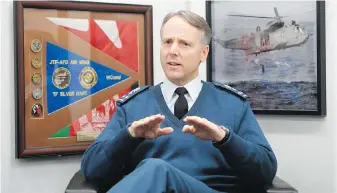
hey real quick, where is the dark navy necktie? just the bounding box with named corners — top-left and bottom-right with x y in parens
top-left (174, 87), bottom-right (188, 119)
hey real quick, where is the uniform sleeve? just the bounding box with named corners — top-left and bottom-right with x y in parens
top-left (214, 101), bottom-right (277, 186)
top-left (80, 104), bottom-right (144, 181)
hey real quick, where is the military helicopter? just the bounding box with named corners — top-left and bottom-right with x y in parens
top-left (213, 7), bottom-right (311, 56)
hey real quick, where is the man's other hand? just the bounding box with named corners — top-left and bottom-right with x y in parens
top-left (183, 116), bottom-right (226, 142)
top-left (128, 114), bottom-right (173, 139)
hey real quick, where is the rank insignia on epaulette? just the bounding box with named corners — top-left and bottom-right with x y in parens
top-left (213, 82), bottom-right (247, 99)
top-left (117, 86), bottom-right (150, 105)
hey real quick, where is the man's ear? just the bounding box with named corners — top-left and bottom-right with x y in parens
top-left (200, 45), bottom-right (209, 63)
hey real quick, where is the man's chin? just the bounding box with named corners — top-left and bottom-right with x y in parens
top-left (166, 75), bottom-right (182, 81)
top-left (166, 76), bottom-right (188, 85)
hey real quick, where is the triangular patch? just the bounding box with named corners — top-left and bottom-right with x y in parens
top-left (50, 125), bottom-right (70, 138)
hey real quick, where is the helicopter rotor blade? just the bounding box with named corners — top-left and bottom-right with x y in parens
top-left (227, 14), bottom-right (274, 19)
top-left (273, 7), bottom-right (284, 21)
top-left (274, 7), bottom-right (280, 18)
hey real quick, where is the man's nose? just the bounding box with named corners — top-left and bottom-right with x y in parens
top-left (169, 42), bottom-right (179, 55)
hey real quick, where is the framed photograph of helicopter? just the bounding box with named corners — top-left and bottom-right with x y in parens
top-left (206, 1), bottom-right (326, 116)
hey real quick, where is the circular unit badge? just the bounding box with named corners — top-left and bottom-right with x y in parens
top-left (31, 56), bottom-right (42, 69)
top-left (79, 67), bottom-right (97, 89)
top-left (52, 67), bottom-right (71, 89)
top-left (32, 87), bottom-right (42, 100)
top-left (30, 39), bottom-right (42, 53)
top-left (32, 73), bottom-right (42, 84)
top-left (31, 103), bottom-right (43, 117)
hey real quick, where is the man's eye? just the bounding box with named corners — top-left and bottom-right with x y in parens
top-left (182, 42), bottom-right (190, 46)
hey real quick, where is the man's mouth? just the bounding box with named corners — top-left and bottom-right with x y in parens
top-left (167, 62), bottom-right (181, 66)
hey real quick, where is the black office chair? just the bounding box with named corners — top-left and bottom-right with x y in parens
top-left (65, 170), bottom-right (298, 193)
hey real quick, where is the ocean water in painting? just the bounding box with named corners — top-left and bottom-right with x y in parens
top-left (210, 1), bottom-right (318, 111)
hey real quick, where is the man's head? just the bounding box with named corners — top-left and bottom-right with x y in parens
top-left (160, 10), bottom-right (212, 86)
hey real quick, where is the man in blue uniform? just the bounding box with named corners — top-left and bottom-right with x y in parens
top-left (81, 10), bottom-right (277, 193)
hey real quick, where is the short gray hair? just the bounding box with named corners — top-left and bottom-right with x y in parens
top-left (160, 10), bottom-right (212, 45)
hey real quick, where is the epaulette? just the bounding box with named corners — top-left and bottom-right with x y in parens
top-left (117, 86), bottom-right (150, 105)
top-left (213, 82), bottom-right (247, 100)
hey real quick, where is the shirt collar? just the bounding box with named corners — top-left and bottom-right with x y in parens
top-left (161, 75), bottom-right (202, 103)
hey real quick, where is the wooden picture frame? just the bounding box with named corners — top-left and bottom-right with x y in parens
top-left (206, 0), bottom-right (326, 116)
top-left (14, 1), bottom-right (153, 158)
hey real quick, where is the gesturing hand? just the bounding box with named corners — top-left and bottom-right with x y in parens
top-left (128, 114), bottom-right (173, 139)
top-left (183, 116), bottom-right (226, 142)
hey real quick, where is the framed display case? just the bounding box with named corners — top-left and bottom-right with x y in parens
top-left (14, 1), bottom-right (153, 158)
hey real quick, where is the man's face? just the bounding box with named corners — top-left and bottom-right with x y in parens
top-left (160, 16), bottom-right (209, 85)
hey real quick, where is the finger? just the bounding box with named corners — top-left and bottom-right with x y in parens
top-left (144, 114), bottom-right (163, 123)
top-left (184, 116), bottom-right (201, 123)
top-left (157, 127), bottom-right (174, 137)
top-left (150, 114), bottom-right (165, 124)
top-left (182, 125), bottom-right (196, 134)
top-left (143, 117), bottom-right (150, 123)
top-left (184, 116), bottom-right (207, 127)
top-left (132, 117), bottom-right (150, 129)
top-left (184, 115), bottom-right (198, 121)
top-left (147, 115), bottom-right (165, 129)
top-left (139, 114), bottom-right (164, 126)
top-left (132, 119), bottom-right (144, 128)
top-left (196, 117), bottom-right (210, 128)
top-left (182, 125), bottom-right (189, 133)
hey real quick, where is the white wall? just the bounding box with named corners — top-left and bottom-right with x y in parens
top-left (1, 0), bottom-right (336, 193)
top-left (0, 1), bottom-right (3, 192)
